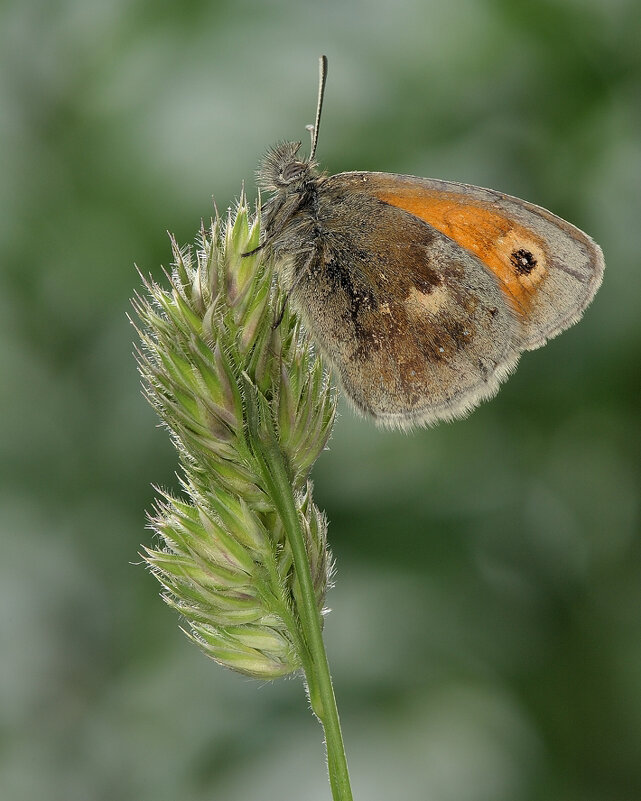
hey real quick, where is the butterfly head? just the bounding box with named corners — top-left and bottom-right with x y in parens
top-left (257, 57), bottom-right (328, 197)
top-left (256, 141), bottom-right (317, 194)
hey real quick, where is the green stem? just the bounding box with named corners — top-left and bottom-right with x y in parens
top-left (257, 440), bottom-right (353, 801)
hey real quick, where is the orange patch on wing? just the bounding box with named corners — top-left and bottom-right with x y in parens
top-left (377, 189), bottom-right (548, 315)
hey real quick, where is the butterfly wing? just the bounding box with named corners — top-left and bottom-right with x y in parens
top-left (346, 171), bottom-right (604, 350)
top-left (288, 175), bottom-right (522, 427)
top-left (287, 171), bottom-right (602, 428)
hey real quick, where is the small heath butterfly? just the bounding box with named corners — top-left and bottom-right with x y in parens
top-left (253, 57), bottom-right (604, 428)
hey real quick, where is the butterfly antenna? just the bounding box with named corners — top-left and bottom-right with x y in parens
top-left (309, 55), bottom-right (328, 161)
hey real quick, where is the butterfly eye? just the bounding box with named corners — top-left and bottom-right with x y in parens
top-left (280, 161), bottom-right (306, 183)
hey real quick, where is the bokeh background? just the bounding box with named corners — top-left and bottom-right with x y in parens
top-left (1, 1), bottom-right (640, 799)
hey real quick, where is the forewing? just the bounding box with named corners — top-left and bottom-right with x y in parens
top-left (335, 171), bottom-right (604, 351)
top-left (290, 179), bottom-right (522, 427)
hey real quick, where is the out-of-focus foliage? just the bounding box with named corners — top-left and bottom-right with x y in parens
top-left (0, 1), bottom-right (639, 800)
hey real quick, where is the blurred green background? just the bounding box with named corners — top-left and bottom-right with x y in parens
top-left (1, 1), bottom-right (640, 799)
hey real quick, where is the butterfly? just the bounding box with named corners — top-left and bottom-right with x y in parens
top-left (252, 56), bottom-right (604, 428)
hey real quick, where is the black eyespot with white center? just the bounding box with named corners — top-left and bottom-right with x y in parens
top-left (510, 248), bottom-right (537, 275)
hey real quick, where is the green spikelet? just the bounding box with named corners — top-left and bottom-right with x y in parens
top-left (132, 195), bottom-right (336, 679)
